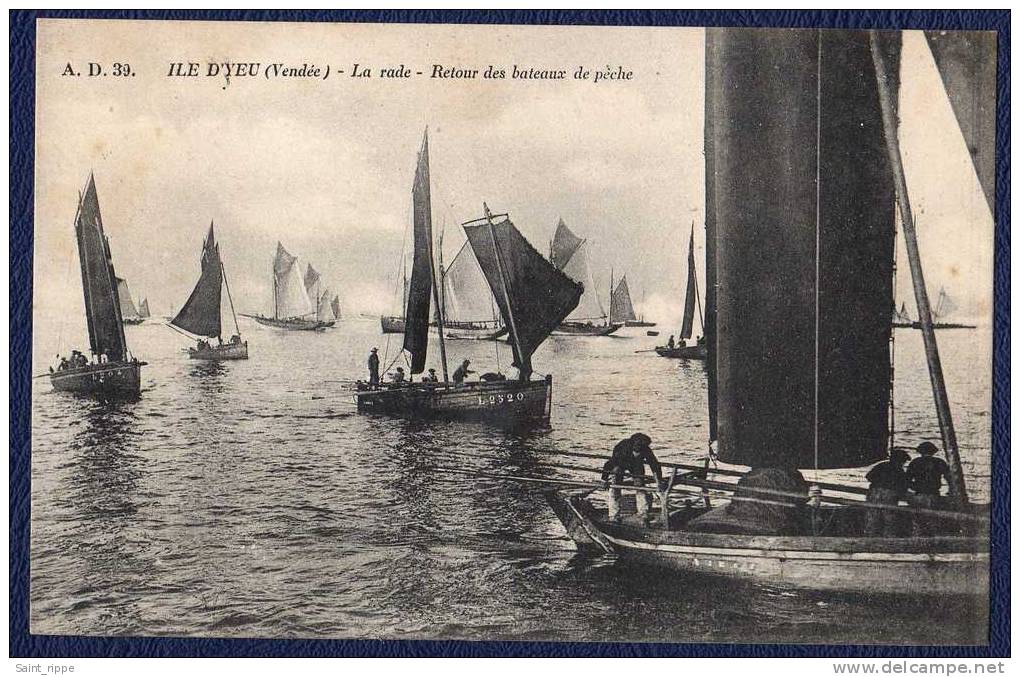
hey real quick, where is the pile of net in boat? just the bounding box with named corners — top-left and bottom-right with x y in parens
top-left (686, 468), bottom-right (810, 535)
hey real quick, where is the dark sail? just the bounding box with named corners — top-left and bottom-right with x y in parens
top-left (331, 295), bottom-right (341, 320)
top-left (705, 28), bottom-right (896, 470)
top-left (610, 276), bottom-right (636, 323)
top-left (464, 211), bottom-right (582, 379)
top-left (924, 30), bottom-right (996, 212)
top-left (172, 223), bottom-right (223, 338)
top-left (550, 218), bottom-right (583, 270)
top-left (75, 174), bottom-right (127, 361)
top-left (679, 229), bottom-right (698, 340)
top-left (402, 132), bottom-right (434, 374)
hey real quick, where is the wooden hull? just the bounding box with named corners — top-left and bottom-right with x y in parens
top-left (189, 341), bottom-right (248, 360)
top-left (655, 344), bottom-right (707, 360)
top-left (380, 315), bottom-right (405, 333)
top-left (49, 360), bottom-right (143, 398)
top-left (249, 315), bottom-right (333, 331)
top-left (546, 491), bottom-right (989, 596)
top-left (355, 376), bottom-right (553, 424)
top-left (553, 322), bottom-right (623, 336)
top-left (444, 325), bottom-right (507, 341)
top-left (625, 320), bottom-right (657, 327)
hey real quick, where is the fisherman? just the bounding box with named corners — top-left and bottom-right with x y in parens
top-left (367, 347), bottom-right (380, 385)
top-left (452, 359), bottom-right (475, 384)
top-left (906, 441), bottom-right (951, 536)
top-left (391, 367), bottom-right (406, 384)
top-left (601, 433), bottom-right (667, 524)
top-left (230, 334), bottom-right (241, 345)
top-left (863, 448), bottom-right (910, 537)
top-left (422, 368), bottom-right (438, 383)
top-left (667, 335), bottom-right (676, 350)
top-left (58, 356), bottom-right (70, 371)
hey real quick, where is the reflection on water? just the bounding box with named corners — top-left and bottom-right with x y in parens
top-left (30, 319), bottom-right (991, 643)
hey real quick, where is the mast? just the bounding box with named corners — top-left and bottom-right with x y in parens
top-left (222, 254), bottom-right (241, 336)
top-left (484, 203), bottom-right (525, 379)
top-left (422, 130), bottom-right (448, 381)
top-left (692, 223), bottom-right (704, 333)
top-left (869, 30), bottom-right (967, 502)
top-left (609, 268), bottom-right (614, 325)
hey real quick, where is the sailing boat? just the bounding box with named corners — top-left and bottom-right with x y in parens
top-left (550, 219), bottom-right (621, 336)
top-left (49, 174), bottom-right (145, 397)
top-left (303, 264), bottom-right (339, 328)
top-left (356, 131), bottom-right (581, 423)
top-left (331, 294), bottom-right (342, 321)
top-left (117, 277), bottom-right (145, 324)
top-left (138, 298), bottom-right (151, 319)
top-left (169, 223), bottom-right (248, 360)
top-left (656, 225), bottom-right (706, 359)
top-left (611, 275), bottom-right (655, 327)
top-left (893, 287), bottom-right (976, 329)
top-left (547, 29), bottom-right (988, 595)
top-left (242, 243), bottom-right (332, 330)
top-left (439, 240), bottom-right (505, 340)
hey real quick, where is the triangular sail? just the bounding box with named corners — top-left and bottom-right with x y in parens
top-left (402, 133), bottom-right (434, 374)
top-left (561, 240), bottom-right (605, 321)
top-left (679, 229), bottom-right (698, 340)
top-left (464, 211), bottom-right (582, 379)
top-left (442, 241), bottom-right (500, 324)
top-left (610, 276), bottom-right (637, 323)
top-left (75, 174), bottom-right (127, 360)
top-left (331, 295), bottom-right (341, 320)
top-left (116, 278), bottom-right (140, 319)
top-left (171, 224), bottom-right (223, 338)
top-left (934, 286), bottom-right (958, 320)
top-left (138, 298), bottom-right (150, 318)
top-left (550, 218), bottom-right (584, 270)
top-left (304, 264), bottom-right (321, 297)
top-left (273, 242), bottom-right (314, 319)
top-left (317, 286), bottom-right (335, 322)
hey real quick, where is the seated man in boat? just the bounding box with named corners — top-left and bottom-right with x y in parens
top-left (421, 368), bottom-right (439, 383)
top-left (906, 441), bottom-right (951, 535)
top-left (229, 334), bottom-right (242, 345)
top-left (390, 367), bottom-right (406, 384)
top-left (600, 433), bottom-right (666, 524)
top-left (667, 335), bottom-right (675, 350)
top-left (57, 356), bottom-right (70, 371)
top-left (452, 359), bottom-right (475, 384)
top-left (863, 448), bottom-right (910, 536)
top-left (197, 339), bottom-right (210, 351)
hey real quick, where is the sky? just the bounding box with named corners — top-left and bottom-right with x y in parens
top-left (33, 22), bottom-right (994, 355)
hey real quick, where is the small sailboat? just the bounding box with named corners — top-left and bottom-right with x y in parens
top-left (550, 219), bottom-right (621, 336)
top-left (356, 131), bottom-right (581, 424)
top-left (331, 294), bottom-right (342, 321)
top-left (616, 280), bottom-right (656, 327)
top-left (117, 277), bottom-right (145, 324)
top-left (169, 223), bottom-right (248, 360)
top-left (49, 174), bottom-right (145, 397)
top-left (548, 29), bottom-right (989, 596)
top-left (137, 297), bottom-right (151, 320)
top-left (242, 243), bottom-right (332, 331)
top-left (655, 225), bottom-right (706, 359)
top-left (893, 287), bottom-right (976, 329)
top-left (438, 240), bottom-right (505, 340)
top-left (303, 264), bottom-right (339, 327)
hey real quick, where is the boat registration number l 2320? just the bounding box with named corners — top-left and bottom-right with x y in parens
top-left (478, 392), bottom-right (526, 405)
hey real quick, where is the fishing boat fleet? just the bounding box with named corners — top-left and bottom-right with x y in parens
top-left (43, 28), bottom-right (991, 599)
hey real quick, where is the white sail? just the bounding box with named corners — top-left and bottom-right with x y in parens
top-left (116, 277), bottom-right (140, 318)
top-left (275, 256), bottom-right (315, 319)
top-left (317, 286), bottom-right (336, 322)
top-left (442, 243), bottom-right (499, 324)
top-left (560, 241), bottom-right (605, 322)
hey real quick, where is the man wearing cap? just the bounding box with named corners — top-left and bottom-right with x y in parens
top-left (601, 433), bottom-right (666, 523)
top-left (864, 448), bottom-right (910, 536)
top-left (452, 359), bottom-right (474, 384)
top-left (367, 347), bottom-right (380, 385)
top-left (906, 441), bottom-right (951, 535)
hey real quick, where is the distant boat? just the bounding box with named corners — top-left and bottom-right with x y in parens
top-left (331, 294), bottom-right (341, 321)
top-left (304, 263), bottom-right (340, 326)
top-left (49, 174), bottom-right (144, 397)
top-left (356, 131), bottom-right (581, 424)
top-left (380, 253), bottom-right (409, 333)
top-left (438, 240), bottom-right (505, 340)
top-left (241, 243), bottom-right (334, 331)
top-left (892, 287), bottom-right (976, 329)
top-left (138, 297), bottom-right (151, 319)
top-left (169, 222), bottom-right (248, 360)
top-left (610, 273), bottom-right (656, 328)
top-left (656, 224), bottom-right (707, 359)
top-left (117, 277), bottom-right (145, 324)
top-left (550, 219), bottom-right (622, 336)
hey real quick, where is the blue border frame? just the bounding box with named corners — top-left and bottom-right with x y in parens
top-left (9, 9), bottom-right (1010, 658)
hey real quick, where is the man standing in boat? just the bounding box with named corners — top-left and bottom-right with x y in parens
top-left (864, 448), bottom-right (910, 536)
top-left (906, 442), bottom-right (952, 535)
top-left (367, 347), bottom-right (380, 385)
top-left (601, 433), bottom-right (666, 524)
top-left (452, 359), bottom-right (475, 384)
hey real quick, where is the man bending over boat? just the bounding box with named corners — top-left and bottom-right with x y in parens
top-left (452, 359), bottom-right (475, 384)
top-left (906, 441), bottom-right (951, 536)
top-left (601, 433), bottom-right (666, 524)
top-left (864, 448), bottom-right (910, 537)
